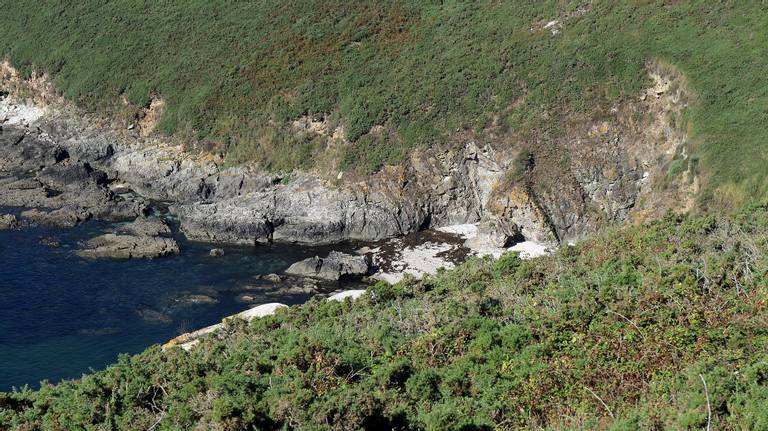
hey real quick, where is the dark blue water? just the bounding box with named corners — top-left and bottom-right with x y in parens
top-left (0, 209), bottom-right (353, 391)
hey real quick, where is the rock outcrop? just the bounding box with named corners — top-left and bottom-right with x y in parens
top-left (285, 251), bottom-right (371, 281)
top-left (21, 208), bottom-right (88, 228)
top-left (0, 119), bottom-right (148, 227)
top-left (464, 220), bottom-right (522, 251)
top-left (77, 217), bottom-right (179, 259)
top-left (0, 214), bottom-right (19, 230)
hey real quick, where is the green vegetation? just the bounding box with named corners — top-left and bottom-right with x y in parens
top-left (4, 205), bottom-right (768, 429)
top-left (1, 1), bottom-right (768, 202)
top-left (4, 4), bottom-right (768, 426)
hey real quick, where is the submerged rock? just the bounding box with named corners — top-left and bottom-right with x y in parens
top-left (38, 236), bottom-right (61, 247)
top-left (137, 307), bottom-right (173, 325)
top-left (174, 294), bottom-right (219, 306)
top-left (264, 284), bottom-right (317, 297)
top-left (285, 251), bottom-right (371, 281)
top-left (235, 293), bottom-right (259, 303)
top-left (263, 273), bottom-right (282, 283)
top-left (78, 327), bottom-right (120, 336)
top-left (77, 216), bottom-right (179, 259)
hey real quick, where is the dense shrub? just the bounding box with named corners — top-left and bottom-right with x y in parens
top-left (4, 206), bottom-right (768, 429)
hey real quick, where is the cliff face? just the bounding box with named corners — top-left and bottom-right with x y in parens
top-left (0, 61), bottom-right (696, 246)
top-left (486, 62), bottom-right (698, 243)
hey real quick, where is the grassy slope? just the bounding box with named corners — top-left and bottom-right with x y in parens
top-left (3, 205), bottom-right (768, 430)
top-left (1, 1), bottom-right (767, 202)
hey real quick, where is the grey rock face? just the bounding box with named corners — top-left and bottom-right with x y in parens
top-left (285, 251), bottom-right (371, 281)
top-left (1, 69), bottom-right (693, 248)
top-left (171, 174), bottom-right (415, 245)
top-left (172, 200), bottom-right (275, 245)
top-left (0, 123), bottom-right (147, 225)
top-left (77, 217), bottom-right (179, 259)
top-left (1, 108), bottom-right (502, 245)
top-left (37, 160), bottom-right (107, 190)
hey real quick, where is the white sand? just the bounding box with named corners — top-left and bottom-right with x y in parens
top-left (371, 223), bottom-right (554, 283)
top-left (508, 241), bottom-right (550, 259)
top-left (372, 240), bottom-right (460, 284)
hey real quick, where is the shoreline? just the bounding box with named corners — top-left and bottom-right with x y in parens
top-left (164, 223), bottom-right (553, 351)
top-left (1, 87), bottom-right (559, 360)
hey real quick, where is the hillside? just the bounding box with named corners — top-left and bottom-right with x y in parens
top-left (3, 206), bottom-right (768, 429)
top-left (4, 2), bottom-right (768, 429)
top-left (1, 1), bottom-right (767, 207)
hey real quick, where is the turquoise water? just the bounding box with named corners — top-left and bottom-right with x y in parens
top-left (0, 208), bottom-right (353, 391)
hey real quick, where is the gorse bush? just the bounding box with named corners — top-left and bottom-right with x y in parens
top-left (4, 205), bottom-right (768, 429)
top-left (2, 1), bottom-right (768, 202)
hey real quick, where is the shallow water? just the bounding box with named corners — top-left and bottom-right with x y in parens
top-left (0, 208), bottom-right (355, 391)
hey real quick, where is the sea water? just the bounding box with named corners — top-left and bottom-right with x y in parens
top-left (0, 209), bottom-right (353, 391)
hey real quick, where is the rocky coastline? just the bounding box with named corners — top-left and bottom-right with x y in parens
top-left (1, 85), bottom-right (553, 265)
top-left (1, 60), bottom-right (698, 258)
top-left (1, 59), bottom-right (698, 295)
top-left (0, 61), bottom-right (703, 367)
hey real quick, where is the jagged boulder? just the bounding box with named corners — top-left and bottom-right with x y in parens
top-left (0, 213), bottom-right (19, 230)
top-left (285, 251), bottom-right (371, 281)
top-left (464, 219), bottom-right (523, 252)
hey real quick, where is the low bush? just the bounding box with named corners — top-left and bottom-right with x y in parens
top-left (4, 205), bottom-right (768, 429)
